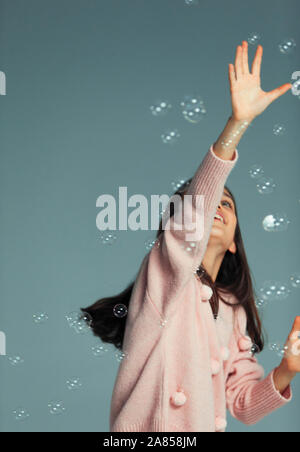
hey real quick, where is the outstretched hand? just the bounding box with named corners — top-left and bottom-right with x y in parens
top-left (229, 41), bottom-right (292, 122)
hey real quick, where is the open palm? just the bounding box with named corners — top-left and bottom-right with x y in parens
top-left (229, 41), bottom-right (292, 122)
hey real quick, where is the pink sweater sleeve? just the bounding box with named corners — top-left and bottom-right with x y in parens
top-left (226, 305), bottom-right (293, 426)
top-left (146, 144), bottom-right (239, 320)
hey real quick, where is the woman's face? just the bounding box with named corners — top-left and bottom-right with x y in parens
top-left (210, 188), bottom-right (237, 254)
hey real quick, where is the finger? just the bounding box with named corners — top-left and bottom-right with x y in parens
top-left (251, 45), bottom-right (263, 77)
top-left (228, 63), bottom-right (236, 85)
top-left (288, 316), bottom-right (300, 340)
top-left (267, 83), bottom-right (292, 104)
top-left (242, 40), bottom-right (250, 74)
top-left (235, 45), bottom-right (243, 79)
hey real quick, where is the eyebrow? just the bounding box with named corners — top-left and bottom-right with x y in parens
top-left (222, 192), bottom-right (235, 208)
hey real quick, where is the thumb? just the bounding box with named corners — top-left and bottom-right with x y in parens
top-left (266, 83), bottom-right (292, 104)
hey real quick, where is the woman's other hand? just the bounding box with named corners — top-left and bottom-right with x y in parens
top-left (229, 41), bottom-right (292, 122)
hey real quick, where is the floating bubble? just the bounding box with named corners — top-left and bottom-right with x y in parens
top-left (291, 77), bottom-right (300, 97)
top-left (91, 344), bottom-right (109, 357)
top-left (99, 231), bottom-right (117, 245)
top-left (249, 343), bottom-right (260, 356)
top-left (180, 94), bottom-right (206, 124)
top-left (150, 100), bottom-right (172, 116)
top-left (185, 0), bottom-right (199, 5)
top-left (161, 128), bottom-right (180, 145)
top-left (180, 241), bottom-right (197, 254)
top-left (171, 178), bottom-right (190, 192)
top-left (262, 212), bottom-right (290, 232)
top-left (145, 237), bottom-right (160, 251)
top-left (289, 273), bottom-right (300, 289)
top-left (8, 356), bottom-right (24, 366)
top-left (33, 313), bottom-right (49, 324)
top-left (273, 124), bottom-right (286, 136)
top-left (115, 350), bottom-right (129, 363)
top-left (249, 165), bottom-right (264, 179)
top-left (268, 342), bottom-right (288, 358)
top-left (113, 303), bottom-right (128, 318)
top-left (279, 37), bottom-right (296, 54)
top-left (48, 401), bottom-right (66, 416)
top-left (66, 377), bottom-right (82, 391)
top-left (256, 177), bottom-right (276, 194)
top-left (66, 311), bottom-right (92, 334)
top-left (259, 280), bottom-right (291, 302)
top-left (255, 297), bottom-right (268, 309)
top-left (13, 408), bottom-right (30, 421)
top-left (247, 32), bottom-right (261, 45)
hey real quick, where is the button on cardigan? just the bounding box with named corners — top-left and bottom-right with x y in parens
top-left (109, 144), bottom-right (292, 432)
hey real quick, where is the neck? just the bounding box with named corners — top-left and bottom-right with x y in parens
top-left (201, 245), bottom-right (225, 284)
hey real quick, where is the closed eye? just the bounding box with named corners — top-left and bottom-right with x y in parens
top-left (222, 200), bottom-right (233, 209)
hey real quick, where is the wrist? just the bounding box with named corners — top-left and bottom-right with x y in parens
top-left (230, 113), bottom-right (255, 124)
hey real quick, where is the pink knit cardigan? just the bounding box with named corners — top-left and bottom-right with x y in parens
top-left (109, 144), bottom-right (292, 432)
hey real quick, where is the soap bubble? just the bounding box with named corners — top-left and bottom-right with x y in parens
top-left (255, 297), bottom-right (268, 309)
top-left (262, 212), bottom-right (290, 232)
top-left (145, 237), bottom-right (160, 251)
top-left (181, 241), bottom-right (197, 254)
top-left (248, 32), bottom-right (261, 45)
top-left (161, 128), bottom-right (180, 145)
top-left (185, 0), bottom-right (199, 5)
top-left (289, 273), bottom-right (300, 289)
top-left (13, 408), bottom-right (30, 421)
top-left (279, 37), bottom-right (296, 54)
top-left (259, 280), bottom-right (291, 302)
top-left (273, 124), bottom-right (286, 136)
top-left (171, 178), bottom-right (190, 191)
top-left (115, 350), bottom-right (129, 362)
top-left (249, 165), bottom-right (264, 179)
top-left (66, 310), bottom-right (92, 334)
top-left (33, 313), bottom-right (49, 324)
top-left (66, 377), bottom-right (82, 391)
top-left (99, 231), bottom-right (117, 245)
top-left (91, 344), bottom-right (109, 357)
top-left (180, 94), bottom-right (206, 124)
top-left (48, 401), bottom-right (66, 416)
top-left (8, 356), bottom-right (24, 366)
top-left (256, 177), bottom-right (276, 194)
top-left (249, 343), bottom-right (260, 356)
top-left (113, 303), bottom-right (128, 318)
top-left (150, 100), bottom-right (172, 116)
top-left (291, 77), bottom-right (300, 97)
top-left (268, 342), bottom-right (288, 358)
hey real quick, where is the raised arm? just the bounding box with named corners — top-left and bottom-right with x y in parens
top-left (145, 41), bottom-right (292, 322)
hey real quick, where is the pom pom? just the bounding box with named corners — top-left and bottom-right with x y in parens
top-left (238, 336), bottom-right (252, 351)
top-left (200, 284), bottom-right (213, 301)
top-left (170, 391), bottom-right (187, 406)
top-left (211, 358), bottom-right (221, 376)
top-left (215, 416), bottom-right (227, 431)
top-left (220, 346), bottom-right (230, 361)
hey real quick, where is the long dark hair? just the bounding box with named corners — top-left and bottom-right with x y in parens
top-left (81, 180), bottom-right (266, 354)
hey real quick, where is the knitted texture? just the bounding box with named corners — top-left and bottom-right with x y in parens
top-left (109, 144), bottom-right (292, 432)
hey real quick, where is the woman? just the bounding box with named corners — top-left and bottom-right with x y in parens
top-left (83, 41), bottom-right (299, 432)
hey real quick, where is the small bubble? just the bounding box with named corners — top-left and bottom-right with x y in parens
top-left (256, 177), bottom-right (276, 194)
top-left (184, 0), bottom-right (200, 5)
top-left (161, 128), bottom-right (180, 145)
top-left (273, 124), bottom-right (286, 136)
top-left (247, 32), bottom-right (261, 45)
top-left (113, 303), bottom-right (128, 319)
top-left (249, 165), bottom-right (264, 179)
top-left (278, 37), bottom-right (296, 55)
top-left (289, 273), bottom-right (300, 289)
top-left (150, 99), bottom-right (172, 116)
top-left (249, 343), bottom-right (260, 356)
top-left (115, 350), bottom-right (128, 363)
top-left (48, 401), bottom-right (66, 416)
top-left (66, 311), bottom-right (92, 335)
top-left (33, 313), bottom-right (49, 324)
top-left (259, 280), bottom-right (291, 302)
top-left (66, 377), bottom-right (82, 391)
top-left (13, 408), bottom-right (30, 421)
top-left (8, 356), bottom-right (24, 366)
top-left (180, 94), bottom-right (206, 124)
top-left (91, 344), bottom-right (109, 357)
top-left (99, 231), bottom-right (117, 245)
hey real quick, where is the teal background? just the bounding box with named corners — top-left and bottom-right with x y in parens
top-left (0, 0), bottom-right (299, 432)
